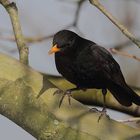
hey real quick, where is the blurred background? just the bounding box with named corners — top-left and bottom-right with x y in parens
top-left (0, 0), bottom-right (140, 139)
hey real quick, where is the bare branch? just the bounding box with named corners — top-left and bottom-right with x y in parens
top-left (73, 0), bottom-right (86, 27)
top-left (89, 0), bottom-right (140, 48)
top-left (0, 1), bottom-right (29, 64)
top-left (110, 48), bottom-right (140, 62)
top-left (0, 0), bottom-right (86, 44)
top-left (118, 117), bottom-right (140, 123)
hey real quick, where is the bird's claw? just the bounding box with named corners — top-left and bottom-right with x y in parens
top-left (97, 108), bottom-right (107, 122)
top-left (68, 93), bottom-right (72, 105)
top-left (89, 107), bottom-right (99, 113)
top-left (97, 108), bottom-right (110, 122)
top-left (89, 107), bottom-right (110, 122)
top-left (53, 89), bottom-right (63, 95)
top-left (53, 89), bottom-right (72, 107)
top-left (53, 89), bottom-right (71, 108)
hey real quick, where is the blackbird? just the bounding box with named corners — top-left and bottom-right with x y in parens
top-left (49, 30), bottom-right (140, 113)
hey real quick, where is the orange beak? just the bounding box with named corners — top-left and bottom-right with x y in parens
top-left (48, 44), bottom-right (60, 54)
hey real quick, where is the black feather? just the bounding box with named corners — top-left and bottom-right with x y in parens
top-left (52, 30), bottom-right (140, 107)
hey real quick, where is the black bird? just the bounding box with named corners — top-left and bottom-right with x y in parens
top-left (49, 30), bottom-right (140, 114)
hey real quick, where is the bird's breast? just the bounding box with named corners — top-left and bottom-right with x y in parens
top-left (55, 53), bottom-right (78, 83)
top-left (55, 53), bottom-right (104, 88)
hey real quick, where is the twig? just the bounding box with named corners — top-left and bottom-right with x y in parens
top-left (0, 36), bottom-right (15, 42)
top-left (110, 48), bottom-right (140, 62)
top-left (89, 0), bottom-right (140, 48)
top-left (0, 1), bottom-right (29, 64)
top-left (0, 34), bottom-right (53, 43)
top-left (0, 0), bottom-right (85, 44)
top-left (73, 0), bottom-right (86, 27)
top-left (117, 117), bottom-right (140, 123)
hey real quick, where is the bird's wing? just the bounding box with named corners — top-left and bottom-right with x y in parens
top-left (76, 44), bottom-right (126, 86)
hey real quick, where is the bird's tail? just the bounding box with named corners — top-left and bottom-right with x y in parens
top-left (108, 83), bottom-right (140, 106)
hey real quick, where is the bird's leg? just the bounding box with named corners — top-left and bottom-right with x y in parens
top-left (89, 107), bottom-right (99, 113)
top-left (59, 87), bottom-right (80, 107)
top-left (98, 88), bottom-right (108, 122)
top-left (89, 89), bottom-right (107, 114)
top-left (102, 88), bottom-right (107, 112)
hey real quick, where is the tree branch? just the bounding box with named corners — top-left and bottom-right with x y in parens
top-left (0, 34), bottom-right (53, 43)
top-left (118, 117), bottom-right (140, 123)
top-left (89, 0), bottom-right (140, 48)
top-left (110, 48), bottom-right (140, 62)
top-left (0, 0), bottom-right (85, 52)
top-left (46, 74), bottom-right (140, 117)
top-left (0, 53), bottom-right (140, 139)
top-left (0, 0), bottom-right (29, 64)
top-left (73, 0), bottom-right (86, 27)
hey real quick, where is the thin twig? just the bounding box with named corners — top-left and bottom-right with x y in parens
top-left (0, 34), bottom-right (53, 43)
top-left (89, 0), bottom-right (140, 48)
top-left (0, 36), bottom-right (15, 41)
top-left (73, 0), bottom-right (86, 27)
top-left (0, 0), bottom-right (85, 44)
top-left (0, 1), bottom-right (29, 64)
top-left (117, 117), bottom-right (140, 123)
top-left (110, 48), bottom-right (140, 62)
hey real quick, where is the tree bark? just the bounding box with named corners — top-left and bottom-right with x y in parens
top-left (0, 53), bottom-right (140, 140)
top-left (46, 74), bottom-right (140, 117)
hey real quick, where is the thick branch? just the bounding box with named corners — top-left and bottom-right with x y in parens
top-left (0, 0), bottom-right (29, 64)
top-left (0, 53), bottom-right (140, 139)
top-left (46, 74), bottom-right (140, 117)
top-left (89, 0), bottom-right (140, 48)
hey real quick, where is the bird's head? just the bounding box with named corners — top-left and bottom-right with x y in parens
top-left (48, 30), bottom-right (78, 54)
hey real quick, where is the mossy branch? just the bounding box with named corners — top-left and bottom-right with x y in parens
top-left (0, 0), bottom-right (29, 64)
top-left (89, 0), bottom-right (140, 48)
top-left (46, 74), bottom-right (140, 117)
top-left (0, 53), bottom-right (140, 140)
